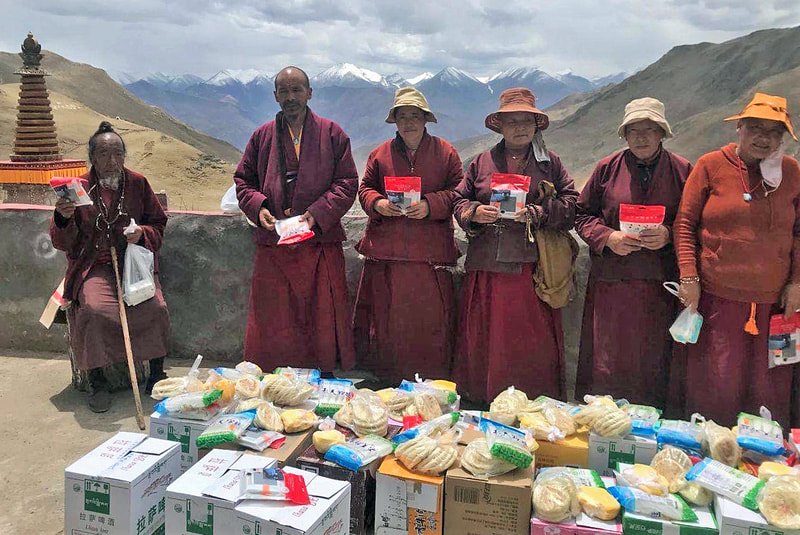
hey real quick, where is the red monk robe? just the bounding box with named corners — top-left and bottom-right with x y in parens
top-left (235, 109), bottom-right (358, 372)
top-left (575, 147), bottom-right (691, 408)
top-left (354, 130), bottom-right (463, 383)
top-left (49, 168), bottom-right (170, 371)
top-left (453, 141), bottom-right (578, 403)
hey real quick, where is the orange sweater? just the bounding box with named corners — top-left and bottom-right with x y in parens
top-left (674, 143), bottom-right (800, 304)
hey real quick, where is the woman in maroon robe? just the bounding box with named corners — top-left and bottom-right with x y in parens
top-left (575, 98), bottom-right (692, 408)
top-left (354, 88), bottom-right (463, 384)
top-left (453, 88), bottom-right (578, 403)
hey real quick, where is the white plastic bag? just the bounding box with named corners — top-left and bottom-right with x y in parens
top-left (664, 282), bottom-right (703, 344)
top-left (123, 243), bottom-right (155, 306)
top-left (220, 184), bottom-right (241, 214)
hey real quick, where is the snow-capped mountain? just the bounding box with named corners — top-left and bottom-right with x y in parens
top-left (385, 73), bottom-right (408, 88)
top-left (591, 72), bottom-right (629, 87)
top-left (311, 63), bottom-right (387, 88)
top-left (206, 69), bottom-right (272, 86)
top-left (488, 66), bottom-right (594, 108)
top-left (407, 72), bottom-right (434, 85)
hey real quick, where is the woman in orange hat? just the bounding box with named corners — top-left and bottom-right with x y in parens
top-left (452, 87), bottom-right (578, 403)
top-left (673, 93), bottom-right (800, 427)
top-left (353, 88), bottom-right (463, 384)
top-left (575, 98), bottom-right (692, 408)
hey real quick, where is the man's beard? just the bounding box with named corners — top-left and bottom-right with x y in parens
top-left (98, 171), bottom-right (122, 191)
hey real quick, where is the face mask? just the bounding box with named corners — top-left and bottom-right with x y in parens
top-left (760, 141), bottom-right (784, 189)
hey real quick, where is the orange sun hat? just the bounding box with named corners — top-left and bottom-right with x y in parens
top-left (724, 92), bottom-right (797, 141)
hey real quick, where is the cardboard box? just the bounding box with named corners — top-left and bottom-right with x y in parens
top-left (64, 431), bottom-right (181, 535)
top-left (375, 457), bottom-right (444, 535)
top-left (588, 433), bottom-right (657, 476)
top-left (444, 464), bottom-right (532, 535)
top-left (296, 425), bottom-right (400, 535)
top-left (621, 505), bottom-right (717, 535)
top-left (198, 428), bottom-right (315, 468)
top-left (715, 493), bottom-right (800, 535)
top-left (535, 430), bottom-right (590, 469)
top-left (149, 411), bottom-right (213, 472)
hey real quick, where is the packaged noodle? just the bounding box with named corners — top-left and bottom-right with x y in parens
top-left (533, 469), bottom-right (581, 523)
top-left (324, 435), bottom-right (394, 471)
top-left (275, 215), bottom-right (315, 246)
top-left (196, 410), bottom-right (256, 449)
top-left (616, 464), bottom-right (669, 496)
top-left (737, 408), bottom-right (788, 458)
top-left (315, 378), bottom-right (353, 417)
top-left (211, 367), bottom-right (245, 382)
top-left (650, 446), bottom-right (693, 493)
top-left (608, 486), bottom-right (697, 522)
top-left (460, 438), bottom-right (517, 478)
top-left (155, 390), bottom-right (223, 415)
top-left (757, 475), bottom-right (800, 529)
top-left (703, 420), bottom-right (741, 467)
top-left (481, 417), bottom-right (536, 469)
top-left (623, 404), bottom-right (662, 438)
top-left (685, 457), bottom-right (765, 510)
top-left (657, 416), bottom-right (707, 453)
top-left (488, 386), bottom-right (529, 426)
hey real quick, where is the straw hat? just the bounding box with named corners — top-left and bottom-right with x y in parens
top-left (617, 97), bottom-right (673, 139)
top-left (485, 88), bottom-right (549, 133)
top-left (385, 87), bottom-right (437, 123)
top-left (724, 92), bottom-right (797, 141)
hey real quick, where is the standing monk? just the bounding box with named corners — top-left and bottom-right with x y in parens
top-left (50, 121), bottom-right (170, 413)
top-left (354, 88), bottom-right (463, 384)
top-left (235, 66), bottom-right (358, 373)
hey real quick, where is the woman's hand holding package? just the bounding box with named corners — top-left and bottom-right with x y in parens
top-left (678, 280), bottom-right (701, 311)
top-left (638, 225), bottom-right (670, 250)
top-left (473, 204), bottom-right (499, 224)
top-left (405, 199), bottom-right (430, 219)
top-left (606, 231), bottom-right (642, 256)
top-left (782, 282), bottom-right (800, 319)
top-left (375, 198), bottom-right (404, 217)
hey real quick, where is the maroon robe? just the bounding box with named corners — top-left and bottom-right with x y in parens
top-left (453, 141), bottom-right (578, 402)
top-left (574, 148), bottom-right (692, 407)
top-left (49, 168), bottom-right (170, 371)
top-left (234, 109), bottom-right (358, 372)
top-left (353, 131), bottom-right (463, 383)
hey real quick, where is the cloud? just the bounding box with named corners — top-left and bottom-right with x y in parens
top-left (1, 0), bottom-right (799, 80)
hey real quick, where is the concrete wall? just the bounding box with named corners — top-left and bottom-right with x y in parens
top-left (0, 205), bottom-right (589, 393)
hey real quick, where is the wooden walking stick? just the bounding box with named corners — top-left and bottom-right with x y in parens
top-left (110, 246), bottom-right (146, 430)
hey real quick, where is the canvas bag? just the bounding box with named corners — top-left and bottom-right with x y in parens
top-left (526, 180), bottom-right (579, 308)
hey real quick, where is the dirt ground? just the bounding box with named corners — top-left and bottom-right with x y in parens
top-left (0, 353), bottom-right (236, 535)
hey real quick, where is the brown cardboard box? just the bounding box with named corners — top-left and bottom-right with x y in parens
top-left (375, 457), bottom-right (444, 535)
top-left (534, 430), bottom-right (589, 469)
top-left (197, 428), bottom-right (314, 467)
top-left (444, 464), bottom-right (533, 535)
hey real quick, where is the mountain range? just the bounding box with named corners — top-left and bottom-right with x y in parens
top-left (121, 63), bottom-right (628, 151)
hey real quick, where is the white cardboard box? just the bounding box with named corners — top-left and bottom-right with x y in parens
top-left (149, 411), bottom-right (213, 472)
top-left (166, 449), bottom-right (351, 535)
top-left (64, 431), bottom-right (181, 535)
top-left (588, 432), bottom-right (658, 477)
top-left (715, 493), bottom-right (800, 535)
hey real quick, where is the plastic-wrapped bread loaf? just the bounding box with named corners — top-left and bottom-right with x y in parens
top-left (651, 446), bottom-right (693, 493)
top-left (758, 476), bottom-right (800, 529)
top-left (533, 472), bottom-right (580, 523)
top-left (704, 420), bottom-right (741, 467)
top-left (488, 387), bottom-right (529, 426)
top-left (592, 408), bottom-right (632, 438)
top-left (460, 438), bottom-right (516, 478)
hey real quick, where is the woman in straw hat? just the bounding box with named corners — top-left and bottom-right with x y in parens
top-left (452, 87), bottom-right (578, 403)
top-left (353, 87), bottom-right (463, 383)
top-left (673, 93), bottom-right (800, 427)
top-left (575, 98), bottom-right (692, 408)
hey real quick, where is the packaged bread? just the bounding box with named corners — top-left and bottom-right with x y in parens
top-left (414, 445), bottom-right (458, 476)
top-left (280, 408), bottom-right (317, 433)
top-left (704, 420), bottom-right (741, 467)
top-left (413, 393), bottom-right (443, 421)
top-left (235, 361), bottom-right (263, 376)
top-left (650, 446), bottom-right (693, 493)
top-left (334, 401), bottom-right (354, 428)
top-left (758, 476), bottom-right (800, 529)
top-left (235, 375), bottom-right (261, 399)
top-left (313, 429), bottom-right (346, 454)
top-left (533, 471), bottom-right (580, 523)
top-left (395, 435), bottom-right (438, 471)
top-left (352, 391), bottom-right (389, 437)
top-left (617, 464), bottom-right (669, 496)
top-left (261, 373), bottom-right (315, 406)
top-left (578, 486), bottom-right (620, 520)
top-left (489, 386), bottom-right (529, 426)
top-left (678, 481), bottom-right (713, 506)
top-left (592, 408), bottom-right (632, 438)
top-left (519, 404), bottom-right (576, 442)
top-left (460, 438), bottom-right (516, 478)
top-left (758, 462), bottom-right (800, 481)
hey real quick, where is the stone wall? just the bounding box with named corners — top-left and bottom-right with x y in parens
top-left (0, 205), bottom-right (589, 394)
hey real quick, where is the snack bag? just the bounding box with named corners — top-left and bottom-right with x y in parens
top-left (315, 378), bottom-right (354, 417)
top-left (239, 468), bottom-right (310, 505)
top-left (664, 282), bottom-right (703, 344)
top-left (737, 408), bottom-right (789, 457)
top-left (155, 389), bottom-right (223, 415)
top-left (50, 176), bottom-right (92, 206)
top-left (624, 404), bottom-right (662, 437)
top-left (275, 215), bottom-right (315, 245)
top-left (399, 376), bottom-right (459, 408)
top-left (607, 486), bottom-right (697, 521)
top-left (324, 435), bottom-right (395, 471)
top-left (236, 428), bottom-right (286, 452)
top-left (273, 367), bottom-right (321, 385)
top-left (481, 417), bottom-right (536, 468)
top-left (384, 176), bottom-right (422, 213)
top-left (490, 173), bottom-right (530, 219)
top-left (618, 203), bottom-right (666, 236)
top-left (196, 410), bottom-right (256, 449)
top-left (685, 457), bottom-right (765, 510)
top-left (616, 464), bottom-right (670, 496)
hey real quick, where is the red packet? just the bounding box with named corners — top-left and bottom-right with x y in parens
top-left (274, 215), bottom-right (315, 245)
top-left (768, 314), bottom-right (800, 368)
top-left (49, 176), bottom-right (92, 206)
top-left (490, 173), bottom-right (530, 218)
top-left (619, 203), bottom-right (666, 235)
top-left (384, 176), bottom-right (421, 213)
top-left (402, 415), bottom-right (423, 430)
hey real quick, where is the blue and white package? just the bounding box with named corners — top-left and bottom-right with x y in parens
top-left (624, 404), bottom-right (662, 437)
top-left (736, 408), bottom-right (789, 457)
top-left (315, 378), bottom-right (353, 417)
top-left (324, 435), bottom-right (394, 471)
top-left (685, 457), bottom-right (765, 510)
top-left (480, 417), bottom-right (533, 468)
top-left (608, 486), bottom-right (697, 521)
top-left (657, 417), bottom-right (705, 452)
top-left (392, 412), bottom-right (460, 445)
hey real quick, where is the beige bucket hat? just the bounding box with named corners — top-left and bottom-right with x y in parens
top-left (385, 87), bottom-right (437, 123)
top-left (618, 97), bottom-right (673, 138)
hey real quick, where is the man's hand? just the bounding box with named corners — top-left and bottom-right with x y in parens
top-left (783, 283), bottom-right (800, 319)
top-left (513, 208), bottom-right (528, 223)
top-left (259, 207), bottom-right (276, 231)
top-left (125, 225), bottom-right (144, 244)
top-left (473, 204), bottom-right (500, 224)
top-left (679, 281), bottom-right (701, 311)
top-left (300, 210), bottom-right (315, 230)
top-left (606, 231), bottom-right (642, 256)
top-left (375, 199), bottom-right (403, 217)
top-left (55, 198), bottom-right (76, 219)
top-left (405, 199), bottom-right (430, 219)
top-left (638, 225), bottom-right (670, 250)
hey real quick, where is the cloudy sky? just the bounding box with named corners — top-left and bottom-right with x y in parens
top-left (3, 0), bottom-right (800, 80)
